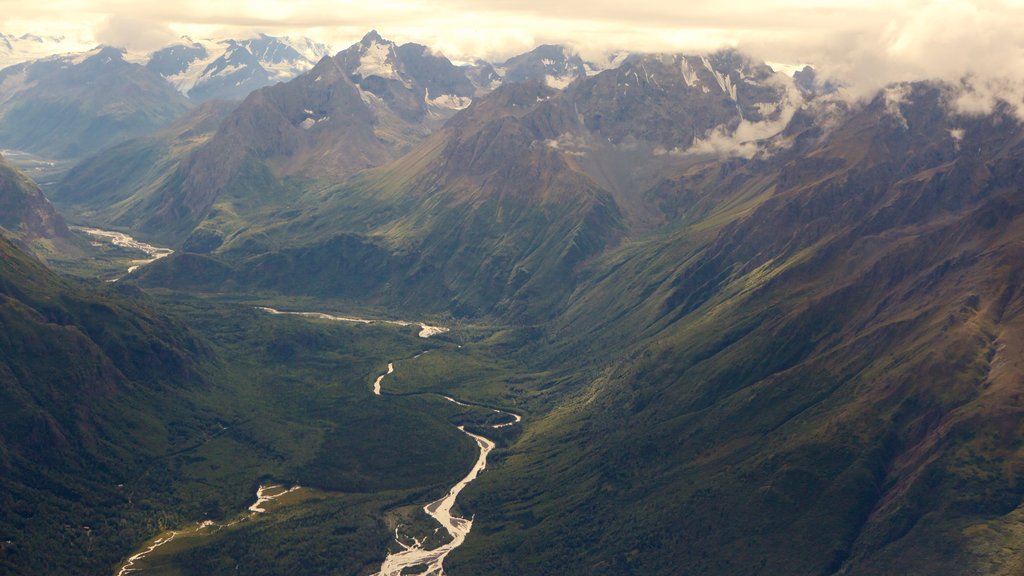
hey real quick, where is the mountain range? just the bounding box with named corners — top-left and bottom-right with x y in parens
top-left (7, 26), bottom-right (1024, 576)
top-left (116, 46), bottom-right (799, 318)
top-left (0, 31), bottom-right (618, 166)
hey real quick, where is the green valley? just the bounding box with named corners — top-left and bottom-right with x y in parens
top-left (4, 21), bottom-right (1024, 576)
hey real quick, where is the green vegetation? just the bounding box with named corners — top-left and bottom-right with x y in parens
top-left (0, 238), bottom-right (511, 574)
top-left (10, 67), bottom-right (1024, 576)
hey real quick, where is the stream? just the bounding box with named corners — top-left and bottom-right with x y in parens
top-left (370, 357), bottom-right (518, 576)
top-left (114, 306), bottom-right (499, 575)
top-left (115, 483), bottom-right (301, 576)
top-left (256, 306), bottom-right (449, 339)
top-left (72, 226), bottom-right (174, 274)
top-left (260, 307), bottom-right (516, 575)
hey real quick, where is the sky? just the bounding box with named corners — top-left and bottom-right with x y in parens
top-left (2, 0), bottom-right (1024, 104)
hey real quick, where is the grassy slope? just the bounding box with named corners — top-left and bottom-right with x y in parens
top-left (448, 93), bottom-right (1024, 575)
top-left (0, 238), bottom-right (482, 575)
top-left (49, 101), bottom-right (236, 242)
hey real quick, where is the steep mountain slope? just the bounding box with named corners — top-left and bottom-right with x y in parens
top-left (0, 47), bottom-right (192, 159)
top-left (0, 153), bottom-right (75, 253)
top-left (147, 34), bottom-right (331, 101)
top-left (0, 235), bottom-right (209, 574)
top-left (450, 85), bottom-right (1024, 575)
top-left (49, 100), bottom-right (236, 232)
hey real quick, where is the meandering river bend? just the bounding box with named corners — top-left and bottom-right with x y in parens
top-left (368, 357), bottom-right (518, 576)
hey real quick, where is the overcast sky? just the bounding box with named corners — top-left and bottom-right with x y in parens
top-left (2, 0), bottom-right (1023, 102)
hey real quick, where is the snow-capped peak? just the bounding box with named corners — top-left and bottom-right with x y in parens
top-left (146, 34), bottom-right (332, 101)
top-left (356, 38), bottom-right (401, 82)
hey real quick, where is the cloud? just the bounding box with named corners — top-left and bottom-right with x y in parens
top-left (682, 72), bottom-right (804, 159)
top-left (93, 15), bottom-right (177, 51)
top-left (737, 1), bottom-right (1024, 117)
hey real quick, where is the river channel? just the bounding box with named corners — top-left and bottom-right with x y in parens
top-left (115, 307), bottom-right (513, 575)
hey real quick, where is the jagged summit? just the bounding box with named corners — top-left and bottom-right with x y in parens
top-left (360, 29), bottom-right (386, 45)
top-left (498, 44), bottom-right (589, 89)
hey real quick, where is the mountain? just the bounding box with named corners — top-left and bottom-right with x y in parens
top-left (0, 234), bottom-right (211, 574)
top-left (495, 44), bottom-right (630, 89)
top-left (49, 100), bottom-right (236, 231)
top-left (497, 44), bottom-right (589, 88)
top-left (0, 153), bottom-right (72, 248)
top-left (444, 84), bottom-right (1024, 575)
top-left (123, 31), bottom-right (481, 244)
top-left (0, 46), bottom-right (192, 159)
top-left (131, 49), bottom-right (793, 319)
top-left (335, 30), bottom-right (476, 110)
top-left (147, 34), bottom-right (331, 102)
top-left (461, 58), bottom-right (503, 94)
top-left (0, 32), bottom-right (93, 69)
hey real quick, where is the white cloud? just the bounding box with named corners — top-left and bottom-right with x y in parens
top-left (684, 72), bottom-right (804, 159)
top-left (94, 15), bottom-right (177, 51)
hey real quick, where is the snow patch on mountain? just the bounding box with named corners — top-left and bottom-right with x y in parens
top-left (357, 40), bottom-right (401, 81)
top-left (882, 83), bottom-right (912, 129)
top-left (766, 61), bottom-right (812, 77)
top-left (545, 73), bottom-right (577, 90)
top-left (0, 33), bottom-right (94, 69)
top-left (427, 90), bottom-right (472, 111)
top-left (701, 56), bottom-right (737, 101)
top-left (149, 35), bottom-right (330, 100)
top-left (679, 57), bottom-right (700, 88)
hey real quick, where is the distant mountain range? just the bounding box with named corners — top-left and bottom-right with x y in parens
top-left (146, 34), bottom-right (332, 101)
top-left (0, 30), bottom-right (641, 108)
top-left (0, 46), bottom-right (192, 160)
top-left (0, 32), bottom-right (94, 69)
top-left (0, 31), bottom-right (644, 163)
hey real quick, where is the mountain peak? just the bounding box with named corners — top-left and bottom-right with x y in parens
top-left (360, 30), bottom-right (387, 46)
top-left (93, 45), bottom-right (127, 57)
